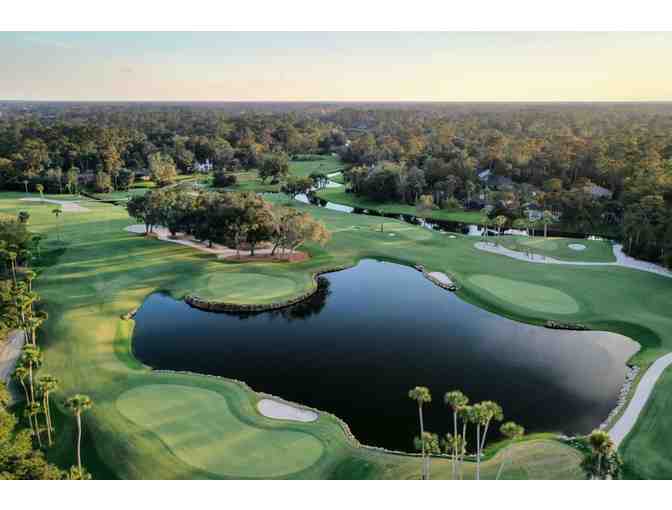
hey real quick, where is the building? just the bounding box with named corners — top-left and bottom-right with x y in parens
top-left (583, 183), bottom-right (613, 199)
top-left (193, 159), bottom-right (214, 173)
top-left (523, 203), bottom-right (544, 221)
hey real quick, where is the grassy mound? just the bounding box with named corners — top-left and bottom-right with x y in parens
top-left (468, 275), bottom-right (581, 315)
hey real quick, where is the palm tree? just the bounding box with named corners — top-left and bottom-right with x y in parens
top-left (408, 386), bottom-right (432, 480)
top-left (36, 183), bottom-right (45, 203)
top-left (542, 210), bottom-right (554, 238)
top-left (442, 432), bottom-right (466, 479)
top-left (494, 215), bottom-right (508, 241)
top-left (18, 211), bottom-right (30, 224)
top-left (444, 390), bottom-right (469, 479)
top-left (457, 405), bottom-right (474, 479)
top-left (585, 429), bottom-right (615, 480)
top-left (12, 364), bottom-right (30, 403)
top-left (52, 207), bottom-right (63, 241)
top-left (26, 400), bottom-right (43, 447)
top-left (23, 179), bottom-right (29, 194)
top-left (471, 401), bottom-right (503, 480)
top-left (496, 421), bottom-right (524, 479)
top-left (21, 344), bottom-right (43, 405)
top-left (414, 432), bottom-right (440, 480)
top-left (38, 374), bottom-right (59, 446)
top-left (65, 394), bottom-right (93, 473)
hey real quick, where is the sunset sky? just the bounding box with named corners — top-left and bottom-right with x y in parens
top-left (1, 32), bottom-right (671, 101)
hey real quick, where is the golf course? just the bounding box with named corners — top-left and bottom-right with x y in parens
top-left (3, 187), bottom-right (672, 480)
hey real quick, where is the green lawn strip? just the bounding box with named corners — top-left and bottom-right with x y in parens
top-left (4, 191), bottom-right (672, 479)
top-left (498, 236), bottom-right (616, 263)
top-left (288, 155), bottom-right (346, 178)
top-left (315, 187), bottom-right (486, 224)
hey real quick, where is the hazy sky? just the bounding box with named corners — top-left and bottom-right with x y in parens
top-left (1, 32), bottom-right (671, 101)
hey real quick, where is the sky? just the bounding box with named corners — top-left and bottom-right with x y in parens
top-left (1, 32), bottom-right (671, 101)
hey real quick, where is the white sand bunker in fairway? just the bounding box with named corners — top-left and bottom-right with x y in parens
top-left (257, 399), bottom-right (318, 423)
top-left (568, 243), bottom-right (587, 251)
top-left (20, 198), bottom-right (90, 212)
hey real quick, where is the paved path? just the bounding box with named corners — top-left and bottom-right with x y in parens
top-left (20, 197), bottom-right (91, 212)
top-left (609, 353), bottom-right (672, 447)
top-left (0, 330), bottom-right (26, 403)
top-left (474, 242), bottom-right (672, 279)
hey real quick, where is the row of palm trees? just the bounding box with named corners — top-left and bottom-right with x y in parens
top-left (409, 387), bottom-right (524, 480)
top-left (481, 209), bottom-right (556, 244)
top-left (2, 227), bottom-right (92, 478)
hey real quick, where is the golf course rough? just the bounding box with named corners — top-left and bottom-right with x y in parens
top-left (468, 275), bottom-right (581, 315)
top-left (116, 385), bottom-right (325, 477)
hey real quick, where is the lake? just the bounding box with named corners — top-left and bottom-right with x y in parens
top-left (132, 259), bottom-right (637, 451)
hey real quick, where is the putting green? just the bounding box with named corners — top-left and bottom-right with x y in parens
top-left (116, 384), bottom-right (325, 478)
top-left (191, 272), bottom-right (301, 303)
top-left (468, 275), bottom-right (580, 315)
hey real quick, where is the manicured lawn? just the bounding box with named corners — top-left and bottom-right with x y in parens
top-left (498, 236), bottom-right (616, 263)
top-left (315, 187), bottom-right (487, 225)
top-left (3, 190), bottom-right (672, 479)
top-left (288, 155), bottom-right (346, 178)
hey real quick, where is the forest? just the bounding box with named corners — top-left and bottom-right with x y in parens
top-left (0, 101), bottom-right (670, 266)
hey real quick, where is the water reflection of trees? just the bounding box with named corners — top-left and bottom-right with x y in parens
top-left (226, 277), bottom-right (331, 322)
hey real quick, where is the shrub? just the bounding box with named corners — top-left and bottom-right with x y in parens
top-left (212, 171), bottom-right (237, 188)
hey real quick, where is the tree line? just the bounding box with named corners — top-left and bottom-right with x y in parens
top-left (0, 212), bottom-right (93, 479)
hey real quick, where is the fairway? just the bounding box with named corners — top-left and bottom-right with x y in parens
top-left (499, 237), bottom-right (616, 263)
top-left (468, 275), bottom-right (581, 315)
top-left (116, 385), bottom-right (325, 477)
top-left (190, 272), bottom-right (304, 303)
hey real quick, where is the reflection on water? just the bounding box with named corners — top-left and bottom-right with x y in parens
top-left (133, 259), bottom-right (637, 451)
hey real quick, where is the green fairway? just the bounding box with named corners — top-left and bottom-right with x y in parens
top-left (116, 384), bottom-right (325, 477)
top-left (3, 189), bottom-right (672, 479)
top-left (315, 187), bottom-right (487, 224)
top-left (468, 274), bottom-right (581, 315)
top-left (498, 236), bottom-right (616, 263)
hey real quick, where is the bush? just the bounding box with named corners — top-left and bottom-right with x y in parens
top-left (441, 197), bottom-right (462, 210)
top-left (212, 171), bottom-right (237, 188)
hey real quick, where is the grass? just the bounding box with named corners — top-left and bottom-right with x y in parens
top-left (218, 155), bottom-right (346, 193)
top-left (498, 236), bottom-right (616, 263)
top-left (314, 187), bottom-right (487, 225)
top-left (3, 190), bottom-right (672, 479)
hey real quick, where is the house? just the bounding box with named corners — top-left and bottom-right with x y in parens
top-left (477, 170), bottom-right (514, 190)
top-left (523, 203), bottom-right (544, 221)
top-left (583, 183), bottom-right (613, 199)
top-left (193, 159), bottom-right (214, 173)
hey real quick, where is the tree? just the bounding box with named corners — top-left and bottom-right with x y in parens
top-left (17, 211), bottom-right (30, 224)
top-left (444, 390), bottom-right (469, 479)
top-left (66, 168), bottom-right (79, 195)
top-left (408, 386), bottom-right (432, 480)
top-left (280, 175), bottom-right (313, 202)
top-left (212, 170), bottom-right (237, 188)
top-left (12, 365), bottom-right (30, 404)
top-left (494, 215), bottom-right (508, 241)
top-left (149, 152), bottom-right (178, 187)
top-left (0, 380), bottom-right (11, 408)
top-left (52, 207), bottom-right (63, 241)
top-left (37, 375), bottom-right (59, 446)
top-left (270, 207), bottom-right (330, 256)
top-left (64, 394), bottom-right (93, 474)
top-left (413, 431), bottom-right (441, 480)
top-left (471, 401), bottom-right (504, 480)
top-left (542, 210), bottom-right (554, 238)
top-left (258, 153), bottom-right (289, 183)
top-left (583, 429), bottom-right (621, 480)
top-left (496, 421), bottom-right (524, 479)
top-left (35, 183), bottom-right (44, 203)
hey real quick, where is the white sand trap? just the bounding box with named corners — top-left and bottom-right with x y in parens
top-left (20, 198), bottom-right (90, 212)
top-left (568, 243), bottom-right (587, 251)
top-left (428, 272), bottom-right (455, 286)
top-left (257, 398), bottom-right (318, 423)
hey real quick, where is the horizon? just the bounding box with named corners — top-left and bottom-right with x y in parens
top-left (2, 32), bottom-right (672, 102)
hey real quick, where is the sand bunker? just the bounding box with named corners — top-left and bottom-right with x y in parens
top-left (257, 398), bottom-right (318, 423)
top-left (568, 244), bottom-right (587, 251)
top-left (20, 198), bottom-right (90, 212)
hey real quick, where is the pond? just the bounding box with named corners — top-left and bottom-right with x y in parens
top-left (132, 259), bottom-right (638, 452)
